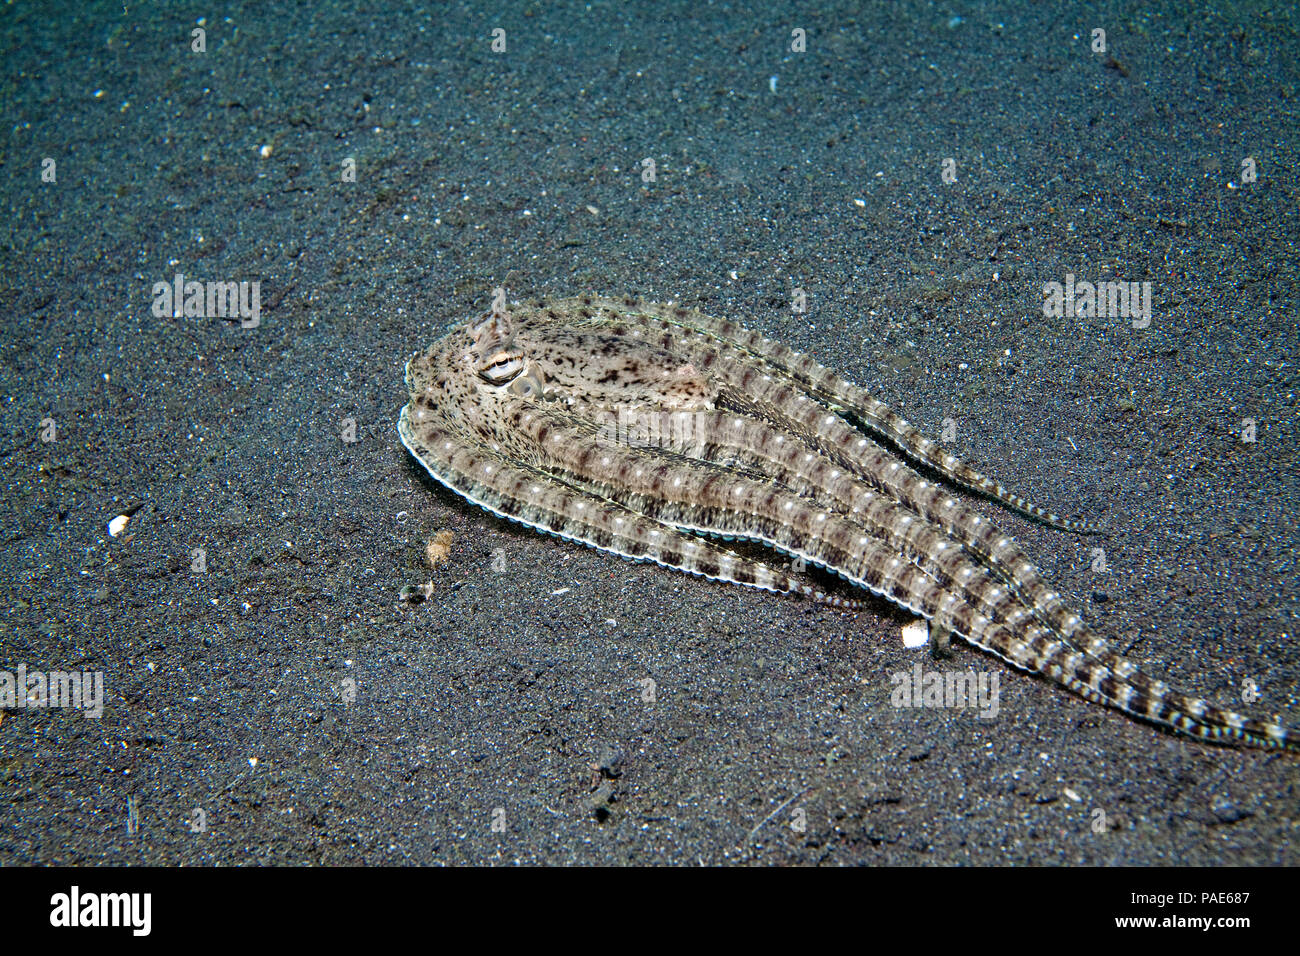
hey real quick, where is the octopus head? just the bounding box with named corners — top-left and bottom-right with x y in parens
top-left (466, 308), bottom-right (545, 400)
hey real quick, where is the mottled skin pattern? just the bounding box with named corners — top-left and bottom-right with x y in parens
top-left (398, 295), bottom-right (1297, 752)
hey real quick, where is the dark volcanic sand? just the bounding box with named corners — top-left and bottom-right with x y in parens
top-left (1, 1), bottom-right (1297, 864)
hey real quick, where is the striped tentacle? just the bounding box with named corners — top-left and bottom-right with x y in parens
top-left (638, 405), bottom-right (1092, 646)
top-left (935, 583), bottom-right (1298, 750)
top-left (515, 405), bottom-right (1096, 665)
top-left (716, 361), bottom-right (1103, 652)
top-left (715, 373), bottom-right (1232, 708)
top-left (567, 305), bottom-right (1103, 655)
top-left (597, 305), bottom-right (1300, 750)
top-left (1059, 647), bottom-right (1297, 750)
top-left (517, 403), bottom-right (1299, 747)
top-left (566, 295), bottom-right (1098, 533)
top-left (398, 412), bottom-right (865, 609)
top-left (556, 305), bottom-right (1300, 748)
top-left (508, 406), bottom-right (952, 616)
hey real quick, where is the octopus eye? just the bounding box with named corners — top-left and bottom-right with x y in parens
top-left (468, 308), bottom-right (527, 384)
top-left (477, 351), bottom-right (525, 384)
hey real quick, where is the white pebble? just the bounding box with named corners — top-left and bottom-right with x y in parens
top-left (902, 620), bottom-right (930, 648)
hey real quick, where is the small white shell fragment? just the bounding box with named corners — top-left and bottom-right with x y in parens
top-left (108, 514), bottom-right (130, 537)
top-left (901, 620), bottom-right (930, 648)
top-left (551, 587), bottom-right (570, 596)
top-left (1064, 787), bottom-right (1081, 802)
top-left (258, 144), bottom-right (273, 159)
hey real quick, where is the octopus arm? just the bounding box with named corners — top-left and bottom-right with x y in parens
top-left (398, 410), bottom-right (860, 608)
top-left (579, 295), bottom-right (1098, 533)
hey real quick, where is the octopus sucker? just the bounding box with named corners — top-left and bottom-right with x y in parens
top-left (398, 295), bottom-right (1297, 753)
